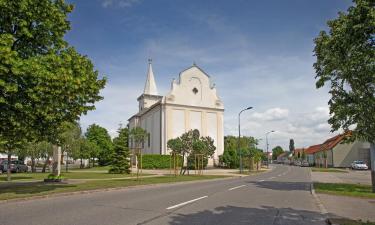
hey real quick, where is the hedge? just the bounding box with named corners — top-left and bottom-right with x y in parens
top-left (142, 154), bottom-right (183, 169)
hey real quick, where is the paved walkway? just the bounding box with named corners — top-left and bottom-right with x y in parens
top-left (311, 169), bottom-right (374, 222)
top-left (318, 193), bottom-right (375, 222)
top-left (311, 169), bottom-right (371, 185)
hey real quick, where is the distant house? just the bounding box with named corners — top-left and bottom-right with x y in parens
top-left (305, 144), bottom-right (322, 166)
top-left (304, 133), bottom-right (370, 168)
top-left (277, 151), bottom-right (291, 164)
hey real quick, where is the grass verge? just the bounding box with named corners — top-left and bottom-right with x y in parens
top-left (314, 182), bottom-right (375, 198)
top-left (0, 172), bottom-right (141, 182)
top-left (0, 175), bottom-right (228, 201)
top-left (311, 168), bottom-right (348, 173)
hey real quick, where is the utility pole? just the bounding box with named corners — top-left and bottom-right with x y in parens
top-left (238, 106), bottom-right (253, 174)
top-left (265, 130), bottom-right (275, 169)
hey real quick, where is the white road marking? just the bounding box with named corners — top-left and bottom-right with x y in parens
top-left (228, 185), bottom-right (246, 191)
top-left (258, 179), bottom-right (265, 182)
top-left (166, 196), bottom-right (208, 210)
top-left (278, 174), bottom-right (282, 176)
top-left (269, 177), bottom-right (276, 179)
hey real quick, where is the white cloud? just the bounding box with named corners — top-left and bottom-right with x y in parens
top-left (250, 108), bottom-right (289, 121)
top-left (102, 0), bottom-right (141, 8)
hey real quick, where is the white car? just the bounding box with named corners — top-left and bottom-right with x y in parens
top-left (351, 160), bottom-right (368, 170)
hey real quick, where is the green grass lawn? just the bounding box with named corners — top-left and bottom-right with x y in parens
top-left (0, 171), bottom-right (148, 182)
top-left (0, 175), bottom-right (227, 201)
top-left (311, 168), bottom-right (348, 173)
top-left (314, 182), bottom-right (375, 198)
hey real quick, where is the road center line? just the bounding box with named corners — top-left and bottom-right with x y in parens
top-left (269, 177), bottom-right (276, 179)
top-left (166, 196), bottom-right (208, 210)
top-left (258, 179), bottom-right (265, 182)
top-left (228, 185), bottom-right (246, 191)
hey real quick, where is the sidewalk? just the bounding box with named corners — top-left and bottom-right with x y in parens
top-left (319, 193), bottom-right (375, 222)
top-left (311, 169), bottom-right (374, 222)
top-left (311, 169), bottom-right (371, 185)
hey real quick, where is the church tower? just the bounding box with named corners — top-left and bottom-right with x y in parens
top-left (137, 59), bottom-right (162, 112)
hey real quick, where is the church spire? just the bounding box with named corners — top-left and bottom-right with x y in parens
top-left (143, 59), bottom-right (158, 95)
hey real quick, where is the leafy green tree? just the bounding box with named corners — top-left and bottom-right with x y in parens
top-left (272, 146), bottom-right (284, 160)
top-left (129, 127), bottom-right (148, 149)
top-left (0, 0), bottom-right (105, 181)
top-left (188, 135), bottom-right (216, 170)
top-left (219, 148), bottom-right (238, 169)
top-left (109, 127), bottom-right (131, 174)
top-left (85, 124), bottom-right (113, 166)
top-left (313, 0), bottom-right (375, 191)
top-left (59, 122), bottom-right (82, 172)
top-left (79, 139), bottom-right (100, 168)
top-left (72, 138), bottom-right (90, 168)
top-left (18, 142), bottom-right (43, 172)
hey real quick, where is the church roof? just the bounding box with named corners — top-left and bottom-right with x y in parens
top-left (143, 59), bottom-right (158, 95)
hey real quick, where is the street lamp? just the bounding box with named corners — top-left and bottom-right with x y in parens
top-left (238, 106), bottom-right (253, 174)
top-left (266, 130), bottom-right (275, 168)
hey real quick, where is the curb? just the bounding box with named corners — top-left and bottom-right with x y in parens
top-left (310, 182), bottom-right (329, 217)
top-left (0, 176), bottom-right (238, 204)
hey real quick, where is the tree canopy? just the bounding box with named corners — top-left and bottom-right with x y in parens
top-left (272, 146), bottom-right (284, 160)
top-left (313, 0), bottom-right (375, 143)
top-left (0, 0), bottom-right (106, 180)
top-left (85, 124), bottom-right (113, 166)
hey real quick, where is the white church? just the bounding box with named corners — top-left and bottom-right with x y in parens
top-left (128, 60), bottom-right (224, 165)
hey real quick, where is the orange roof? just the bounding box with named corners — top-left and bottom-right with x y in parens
top-left (305, 144), bottom-right (323, 154)
top-left (321, 133), bottom-right (349, 150)
top-left (305, 131), bottom-right (351, 154)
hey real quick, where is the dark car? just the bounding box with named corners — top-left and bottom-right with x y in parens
top-left (0, 160), bottom-right (28, 173)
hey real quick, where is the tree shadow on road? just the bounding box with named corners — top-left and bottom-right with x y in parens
top-left (167, 205), bottom-right (331, 225)
top-left (246, 180), bottom-right (311, 191)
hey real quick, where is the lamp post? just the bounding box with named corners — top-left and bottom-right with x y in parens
top-left (266, 130), bottom-right (275, 168)
top-left (238, 106), bottom-right (253, 174)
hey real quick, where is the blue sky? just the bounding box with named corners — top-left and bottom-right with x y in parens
top-left (66, 0), bottom-right (353, 150)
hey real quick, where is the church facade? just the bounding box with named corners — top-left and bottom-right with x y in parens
top-left (128, 61), bottom-right (224, 165)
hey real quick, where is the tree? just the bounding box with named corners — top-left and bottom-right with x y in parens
top-left (59, 122), bottom-right (82, 172)
top-left (18, 142), bottom-right (43, 172)
top-left (272, 146), bottom-right (284, 160)
top-left (221, 135), bottom-right (257, 169)
top-left (73, 138), bottom-right (90, 168)
top-left (79, 139), bottom-right (99, 168)
top-left (289, 139), bottom-right (295, 153)
top-left (188, 135), bottom-right (216, 170)
top-left (0, 0), bottom-right (106, 180)
top-left (85, 124), bottom-right (113, 166)
top-left (109, 127), bottom-right (131, 174)
top-left (129, 127), bottom-right (147, 149)
top-left (313, 0), bottom-right (375, 191)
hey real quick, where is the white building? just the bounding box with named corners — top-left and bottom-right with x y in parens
top-left (128, 60), bottom-right (224, 165)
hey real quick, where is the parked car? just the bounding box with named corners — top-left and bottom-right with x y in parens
top-left (300, 161), bottom-right (309, 167)
top-left (0, 160), bottom-right (28, 173)
top-left (351, 160), bottom-right (368, 170)
top-left (293, 161), bottom-right (302, 166)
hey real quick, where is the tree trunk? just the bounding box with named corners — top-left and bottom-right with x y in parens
top-left (65, 151), bottom-right (69, 173)
top-left (80, 158), bottom-right (83, 169)
top-left (370, 143), bottom-right (375, 193)
top-left (180, 154), bottom-right (185, 175)
top-left (42, 155), bottom-right (49, 173)
top-left (7, 152), bottom-right (11, 181)
top-left (31, 156), bottom-right (36, 173)
top-left (52, 145), bottom-right (61, 176)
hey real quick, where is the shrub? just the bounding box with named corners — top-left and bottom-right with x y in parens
top-left (142, 154), bottom-right (182, 169)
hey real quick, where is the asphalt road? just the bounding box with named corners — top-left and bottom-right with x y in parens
top-left (0, 165), bottom-right (326, 225)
